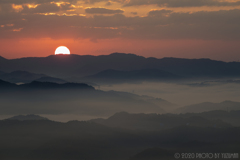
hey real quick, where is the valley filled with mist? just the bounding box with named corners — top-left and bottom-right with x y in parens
top-left (0, 53), bottom-right (240, 159)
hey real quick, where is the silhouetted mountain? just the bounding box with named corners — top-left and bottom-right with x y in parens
top-left (0, 81), bottom-right (168, 116)
top-left (0, 56), bottom-right (7, 62)
top-left (91, 112), bottom-right (231, 131)
top-left (7, 114), bottom-right (48, 121)
top-left (20, 81), bottom-right (95, 90)
top-left (34, 76), bottom-right (67, 83)
top-left (187, 79), bottom-right (240, 87)
top-left (0, 70), bottom-right (67, 84)
top-left (139, 95), bottom-right (177, 110)
top-left (105, 91), bottom-right (176, 111)
top-left (0, 79), bottom-right (16, 88)
top-left (0, 80), bottom-right (94, 90)
top-left (181, 110), bottom-right (240, 126)
top-left (0, 117), bottom-right (239, 160)
top-left (83, 69), bottom-right (181, 84)
top-left (176, 101), bottom-right (240, 113)
top-left (0, 70), bottom-right (46, 83)
top-left (1, 53), bottom-right (240, 80)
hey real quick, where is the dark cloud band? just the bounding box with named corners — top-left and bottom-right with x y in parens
top-left (85, 8), bottom-right (124, 14)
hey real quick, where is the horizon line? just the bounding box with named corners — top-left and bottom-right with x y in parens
top-left (0, 52), bottom-right (238, 63)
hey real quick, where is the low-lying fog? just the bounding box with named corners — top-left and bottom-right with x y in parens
top-left (99, 81), bottom-right (240, 106)
top-left (1, 81), bottom-right (240, 122)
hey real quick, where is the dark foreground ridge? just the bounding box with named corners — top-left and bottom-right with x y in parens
top-left (1, 111), bottom-right (240, 160)
top-left (0, 79), bottom-right (16, 88)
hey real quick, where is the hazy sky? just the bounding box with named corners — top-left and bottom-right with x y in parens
top-left (1, 0), bottom-right (240, 61)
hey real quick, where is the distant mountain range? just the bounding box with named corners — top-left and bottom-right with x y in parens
top-left (21, 81), bottom-right (94, 90)
top-left (0, 79), bottom-right (16, 88)
top-left (34, 76), bottom-right (67, 84)
top-left (0, 70), bottom-right (67, 84)
top-left (91, 111), bottom-right (231, 131)
top-left (175, 100), bottom-right (240, 113)
top-left (83, 69), bottom-right (182, 84)
top-left (187, 79), bottom-right (240, 87)
top-left (0, 79), bottom-right (94, 90)
top-left (7, 114), bottom-right (48, 121)
top-left (1, 53), bottom-right (240, 81)
top-left (0, 80), bottom-right (171, 116)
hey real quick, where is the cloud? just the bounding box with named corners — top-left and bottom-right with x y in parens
top-left (105, 1), bottom-right (112, 6)
top-left (82, 0), bottom-right (109, 4)
top-left (121, 0), bottom-right (240, 7)
top-left (85, 7), bottom-right (124, 14)
top-left (130, 12), bottom-right (137, 15)
top-left (21, 3), bottom-right (60, 13)
top-left (2, 0), bottom-right (240, 8)
top-left (19, 3), bottom-right (76, 13)
top-left (148, 9), bottom-right (172, 17)
top-left (1, 4), bottom-right (240, 41)
top-left (0, 0), bottom-right (77, 5)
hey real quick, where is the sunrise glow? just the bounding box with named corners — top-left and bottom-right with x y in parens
top-left (55, 46), bottom-right (70, 55)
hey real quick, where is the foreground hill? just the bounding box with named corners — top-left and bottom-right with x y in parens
top-left (1, 53), bottom-right (240, 80)
top-left (0, 112), bottom-right (240, 160)
top-left (129, 148), bottom-right (176, 160)
top-left (0, 79), bottom-right (16, 88)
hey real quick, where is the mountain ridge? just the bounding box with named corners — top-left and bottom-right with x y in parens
top-left (1, 53), bottom-right (240, 79)
top-left (0, 79), bottom-right (95, 90)
top-left (91, 111), bottom-right (231, 131)
top-left (175, 100), bottom-right (240, 113)
top-left (83, 68), bottom-right (182, 84)
top-left (7, 114), bottom-right (48, 121)
top-left (0, 53), bottom-right (233, 62)
top-left (0, 70), bottom-right (67, 84)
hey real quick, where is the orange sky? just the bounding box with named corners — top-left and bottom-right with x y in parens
top-left (1, 0), bottom-right (240, 61)
top-left (1, 38), bottom-right (240, 62)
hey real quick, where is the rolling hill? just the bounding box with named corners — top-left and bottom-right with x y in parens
top-left (0, 113), bottom-right (239, 160)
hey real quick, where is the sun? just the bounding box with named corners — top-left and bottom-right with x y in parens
top-left (55, 46), bottom-right (70, 55)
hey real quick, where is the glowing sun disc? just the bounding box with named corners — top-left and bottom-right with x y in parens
top-left (55, 46), bottom-right (70, 55)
